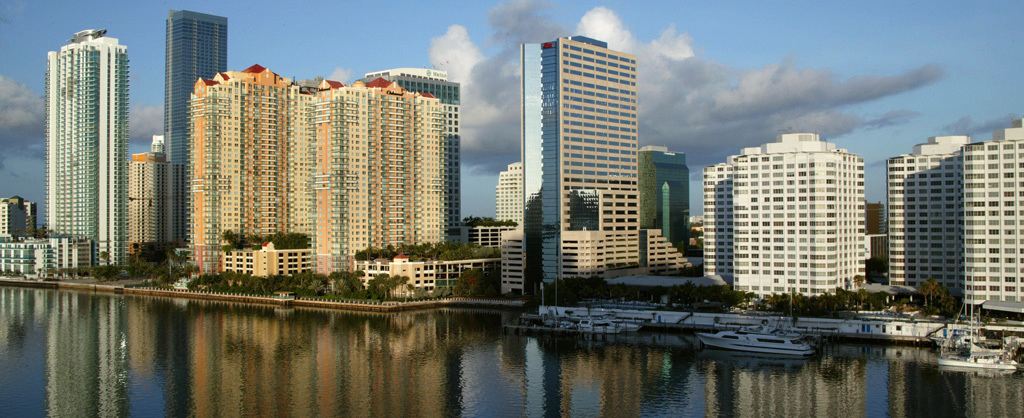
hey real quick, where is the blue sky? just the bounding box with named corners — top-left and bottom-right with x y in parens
top-left (1, 0), bottom-right (1021, 221)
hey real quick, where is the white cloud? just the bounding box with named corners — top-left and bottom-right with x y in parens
top-left (432, 2), bottom-right (941, 173)
top-left (129, 104), bottom-right (163, 148)
top-left (327, 67), bottom-right (354, 84)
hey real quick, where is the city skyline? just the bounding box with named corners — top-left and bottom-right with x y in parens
top-left (1, 1), bottom-right (1022, 220)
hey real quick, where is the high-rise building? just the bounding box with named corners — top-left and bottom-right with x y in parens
top-left (46, 29), bottom-right (128, 265)
top-left (963, 118), bottom-right (1024, 304)
top-left (865, 202), bottom-right (885, 235)
top-left (886, 136), bottom-right (968, 292)
top-left (1, 196), bottom-right (30, 236)
top-left (704, 133), bottom-right (865, 297)
top-left (165, 10), bottom-right (227, 166)
top-left (190, 65), bottom-right (315, 273)
top-left (638, 145), bottom-right (690, 248)
top-left (128, 136), bottom-right (187, 254)
top-left (361, 68), bottom-right (461, 238)
top-left (513, 36), bottom-right (682, 293)
top-left (314, 78), bottom-right (444, 273)
top-left (495, 162), bottom-right (523, 225)
top-left (165, 10), bottom-right (227, 246)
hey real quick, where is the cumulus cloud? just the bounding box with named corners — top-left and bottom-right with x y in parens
top-left (942, 113), bottom-right (1017, 138)
top-left (327, 67), bottom-right (354, 84)
top-left (0, 75), bottom-right (45, 167)
top-left (129, 104), bottom-right (163, 149)
top-left (431, 1), bottom-right (942, 173)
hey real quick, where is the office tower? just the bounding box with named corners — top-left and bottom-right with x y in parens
top-left (865, 202), bottom-right (885, 234)
top-left (886, 136), bottom-right (968, 292)
top-left (361, 68), bottom-right (461, 238)
top-left (190, 65), bottom-right (315, 273)
top-left (128, 136), bottom-right (187, 255)
top-left (704, 133), bottom-right (865, 297)
top-left (638, 145), bottom-right (690, 248)
top-left (46, 29), bottom-right (128, 265)
top-left (963, 118), bottom-right (1024, 304)
top-left (1, 196), bottom-right (29, 236)
top-left (515, 36), bottom-right (681, 292)
top-left (165, 10), bottom-right (227, 165)
top-left (495, 162), bottom-right (523, 225)
top-left (314, 78), bottom-right (444, 273)
top-left (166, 10), bottom-right (227, 245)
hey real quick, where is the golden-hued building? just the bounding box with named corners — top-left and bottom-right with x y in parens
top-left (190, 65), bottom-right (316, 273)
top-left (314, 78), bottom-right (444, 273)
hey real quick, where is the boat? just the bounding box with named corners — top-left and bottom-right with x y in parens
top-left (576, 317), bottom-right (639, 334)
top-left (937, 304), bottom-right (1019, 371)
top-left (697, 323), bottom-right (816, 356)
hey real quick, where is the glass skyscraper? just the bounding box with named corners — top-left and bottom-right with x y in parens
top-left (520, 36), bottom-right (639, 286)
top-left (46, 29), bottom-right (129, 265)
top-left (638, 146), bottom-right (689, 249)
top-left (165, 10), bottom-right (227, 244)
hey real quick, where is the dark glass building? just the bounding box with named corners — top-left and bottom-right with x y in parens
top-left (638, 146), bottom-right (689, 249)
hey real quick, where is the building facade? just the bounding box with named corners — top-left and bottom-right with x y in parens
top-left (128, 136), bottom-right (188, 253)
top-left (165, 10), bottom-right (227, 166)
top-left (704, 133), bottom-right (865, 297)
top-left (46, 29), bottom-right (129, 265)
top-left (0, 236), bottom-right (92, 278)
top-left (361, 68), bottom-right (461, 238)
top-left (495, 162), bottom-right (523, 225)
top-left (1, 196), bottom-right (31, 236)
top-left (963, 118), bottom-right (1024, 304)
top-left (222, 242), bottom-right (313, 277)
top-left (520, 36), bottom-right (643, 290)
top-left (190, 65), bottom-right (316, 273)
top-left (638, 145), bottom-right (690, 248)
top-left (452, 225), bottom-right (519, 248)
top-left (886, 135), bottom-right (968, 292)
top-left (354, 255), bottom-right (500, 294)
top-left (314, 78), bottom-right (444, 273)
top-left (865, 202), bottom-right (885, 235)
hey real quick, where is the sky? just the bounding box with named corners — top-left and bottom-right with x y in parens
top-left (1, 0), bottom-right (1022, 222)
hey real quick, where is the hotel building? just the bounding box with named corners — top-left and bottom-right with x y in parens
top-left (314, 78), bottom-right (444, 273)
top-left (46, 29), bottom-right (129, 265)
top-left (495, 162), bottom-right (523, 225)
top-left (354, 254), bottom-right (500, 293)
top-left (963, 118), bottom-right (1024, 303)
top-left (361, 68), bottom-right (461, 238)
top-left (704, 133), bottom-right (865, 297)
top-left (886, 135), bottom-right (968, 292)
top-left (190, 65), bottom-right (316, 273)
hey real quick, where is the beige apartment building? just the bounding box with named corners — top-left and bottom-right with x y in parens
top-left (314, 78), bottom-right (444, 273)
top-left (354, 254), bottom-right (500, 294)
top-left (128, 136), bottom-right (187, 254)
top-left (222, 242), bottom-right (313, 277)
top-left (190, 65), bottom-right (317, 273)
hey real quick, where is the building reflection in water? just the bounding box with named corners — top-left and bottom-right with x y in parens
top-left (1, 287), bottom-right (1023, 417)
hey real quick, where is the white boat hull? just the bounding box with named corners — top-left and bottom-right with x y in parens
top-left (697, 332), bottom-right (815, 356)
top-left (937, 355), bottom-right (1018, 371)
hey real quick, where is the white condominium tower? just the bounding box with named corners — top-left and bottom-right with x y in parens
top-left (704, 133), bottom-right (865, 297)
top-left (886, 136), bottom-right (968, 293)
top-left (46, 29), bottom-right (129, 265)
top-left (963, 118), bottom-right (1024, 304)
top-left (495, 162), bottom-right (523, 225)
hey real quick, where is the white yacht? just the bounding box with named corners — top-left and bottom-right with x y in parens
top-left (938, 343), bottom-right (1018, 371)
top-left (576, 318), bottom-right (641, 334)
top-left (697, 323), bottom-right (815, 356)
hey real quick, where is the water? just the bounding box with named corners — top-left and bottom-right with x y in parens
top-left (1, 287), bottom-right (1022, 417)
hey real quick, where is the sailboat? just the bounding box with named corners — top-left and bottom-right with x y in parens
top-left (937, 303), bottom-right (1018, 371)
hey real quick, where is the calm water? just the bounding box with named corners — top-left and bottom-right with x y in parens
top-left (1, 287), bottom-right (1023, 417)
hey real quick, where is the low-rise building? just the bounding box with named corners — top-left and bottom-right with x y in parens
top-left (451, 225), bottom-right (519, 248)
top-left (222, 242), bottom-right (313, 277)
top-left (354, 254), bottom-right (500, 293)
top-left (0, 236), bottom-right (93, 278)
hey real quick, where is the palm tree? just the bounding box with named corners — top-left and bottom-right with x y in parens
top-left (919, 278), bottom-right (941, 307)
top-left (99, 251), bottom-right (110, 266)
